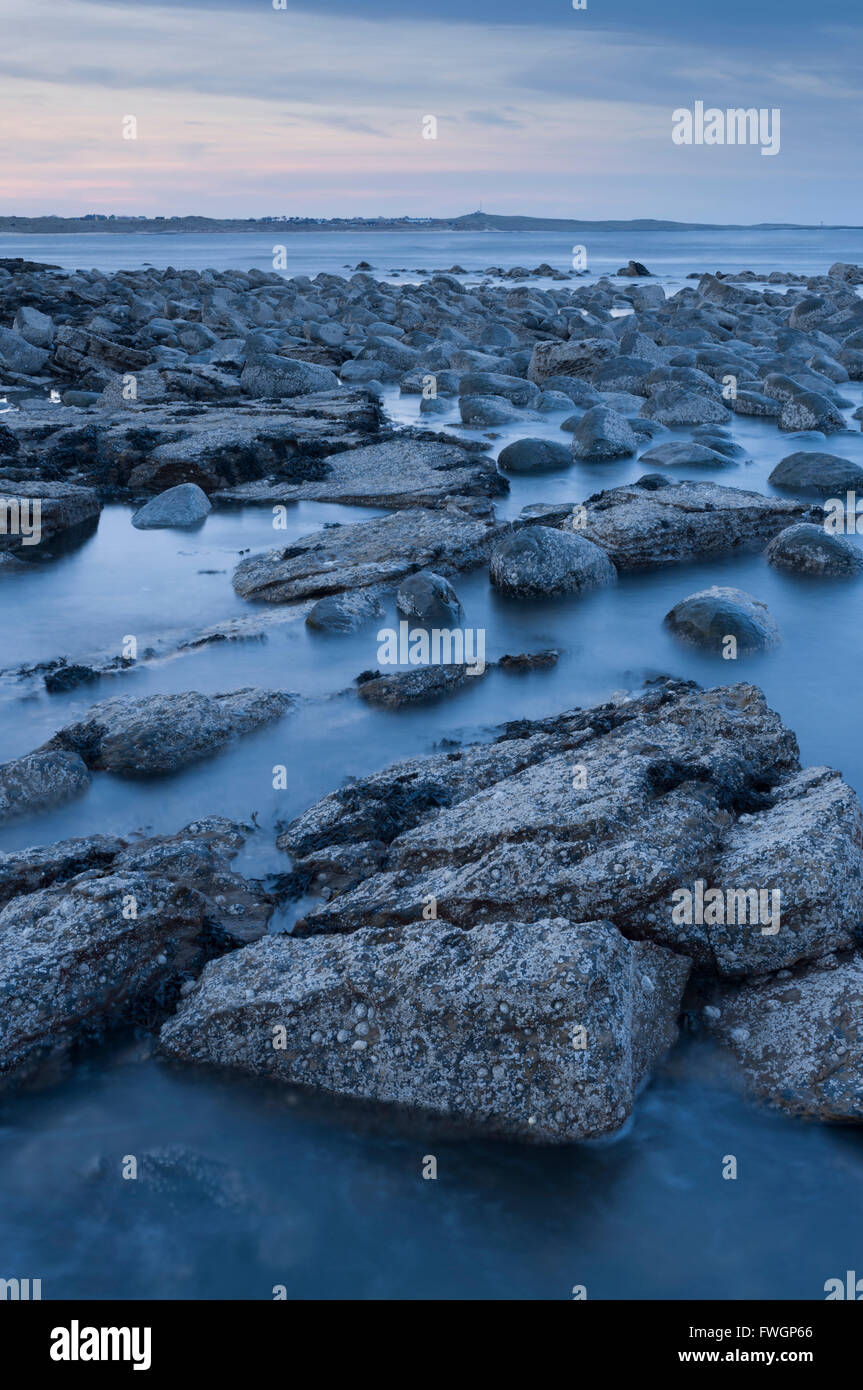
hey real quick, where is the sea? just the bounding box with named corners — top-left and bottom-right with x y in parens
top-left (0, 227), bottom-right (861, 1300)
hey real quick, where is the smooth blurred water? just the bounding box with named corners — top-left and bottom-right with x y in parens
top-left (3, 225), bottom-right (863, 293)
top-left (1, 231), bottom-right (862, 1299)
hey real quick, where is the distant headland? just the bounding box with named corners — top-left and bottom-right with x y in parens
top-left (0, 211), bottom-right (858, 235)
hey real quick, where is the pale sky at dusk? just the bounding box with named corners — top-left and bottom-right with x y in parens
top-left (1, 0), bottom-right (860, 223)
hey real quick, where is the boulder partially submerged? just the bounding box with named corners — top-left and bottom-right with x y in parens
top-left (0, 817), bottom-right (273, 1085)
top-left (43, 688), bottom-right (293, 777)
top-left (159, 917), bottom-right (690, 1142)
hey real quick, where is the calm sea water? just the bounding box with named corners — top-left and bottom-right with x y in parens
top-left (3, 225), bottom-right (863, 290)
top-left (1, 229), bottom-right (861, 1300)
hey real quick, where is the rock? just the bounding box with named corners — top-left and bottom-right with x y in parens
top-left (779, 391), bottom-right (846, 433)
top-left (44, 688), bottom-right (293, 777)
top-left (240, 353), bottom-right (339, 399)
top-left (768, 451), bottom-right (863, 495)
top-left (592, 356), bottom-right (653, 395)
top-left (13, 305), bottom-right (54, 349)
top-left (527, 338), bottom-right (617, 385)
top-left (233, 503), bottom-right (501, 604)
top-left (616, 261), bottom-right (652, 277)
top-left (457, 373), bottom-right (540, 409)
top-left (638, 441), bottom-right (734, 469)
top-left (680, 767), bottom-right (863, 977)
top-left (665, 586), bottom-right (780, 652)
top-left (0, 749), bottom-right (91, 824)
top-left (497, 649), bottom-right (559, 671)
top-left (44, 663), bottom-right (100, 694)
top-left (396, 570), bottom-right (463, 624)
top-left (0, 874), bottom-right (210, 1084)
top-left (0, 833), bottom-right (125, 909)
top-left (765, 522), bottom-right (863, 576)
top-left (131, 482), bottom-right (213, 529)
top-left (642, 387), bottom-right (731, 426)
top-left (0, 326), bottom-right (50, 374)
top-left (159, 916), bottom-right (690, 1142)
top-left (828, 262), bottom-right (863, 284)
top-left (490, 526), bottom-right (616, 597)
top-left (728, 390), bottom-right (781, 418)
top-left (357, 664), bottom-right (476, 707)
top-left (497, 438), bottom-right (571, 473)
top-left (0, 479), bottom-right (101, 554)
top-left (459, 394), bottom-right (522, 427)
top-left (306, 589), bottom-right (385, 633)
top-left (703, 950), bottom-right (863, 1119)
top-left (569, 406), bottom-right (638, 461)
top-left (218, 439), bottom-right (506, 510)
top-left (275, 677), bottom-right (850, 990)
top-left (575, 480), bottom-right (820, 569)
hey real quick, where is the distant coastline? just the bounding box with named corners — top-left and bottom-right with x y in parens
top-left (0, 211), bottom-right (859, 235)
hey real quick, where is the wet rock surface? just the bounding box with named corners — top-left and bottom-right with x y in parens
top-left (233, 500), bottom-right (503, 604)
top-left (43, 688), bottom-right (294, 777)
top-left (664, 586), bottom-right (781, 652)
top-left (567, 480), bottom-right (820, 570)
top-left (0, 817), bottom-right (272, 1084)
top-left (159, 916), bottom-right (690, 1142)
top-left (765, 522), bottom-right (863, 576)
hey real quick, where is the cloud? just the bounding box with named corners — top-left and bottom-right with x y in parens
top-left (0, 0), bottom-right (859, 221)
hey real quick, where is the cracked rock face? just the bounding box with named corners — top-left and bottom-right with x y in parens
top-left (159, 916), bottom-right (691, 1142)
top-left (701, 951), bottom-right (863, 1121)
top-left (275, 681), bottom-right (862, 981)
top-left (0, 817), bottom-right (273, 1084)
top-left (0, 873), bottom-right (208, 1086)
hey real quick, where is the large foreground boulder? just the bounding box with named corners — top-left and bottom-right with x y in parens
top-left (275, 680), bottom-right (862, 983)
top-left (159, 917), bottom-right (690, 1142)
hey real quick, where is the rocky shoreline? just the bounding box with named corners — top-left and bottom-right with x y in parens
top-left (2, 255), bottom-right (863, 1139)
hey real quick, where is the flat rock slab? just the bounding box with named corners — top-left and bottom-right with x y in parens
top-left (216, 439), bottom-right (506, 510)
top-left (233, 501), bottom-right (503, 604)
top-left (572, 480), bottom-right (821, 569)
top-left (159, 916), bottom-right (690, 1143)
top-left (44, 688), bottom-right (293, 777)
top-left (4, 392), bottom-right (381, 495)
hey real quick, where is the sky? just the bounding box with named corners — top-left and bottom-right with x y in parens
top-left (1, 0), bottom-right (860, 223)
